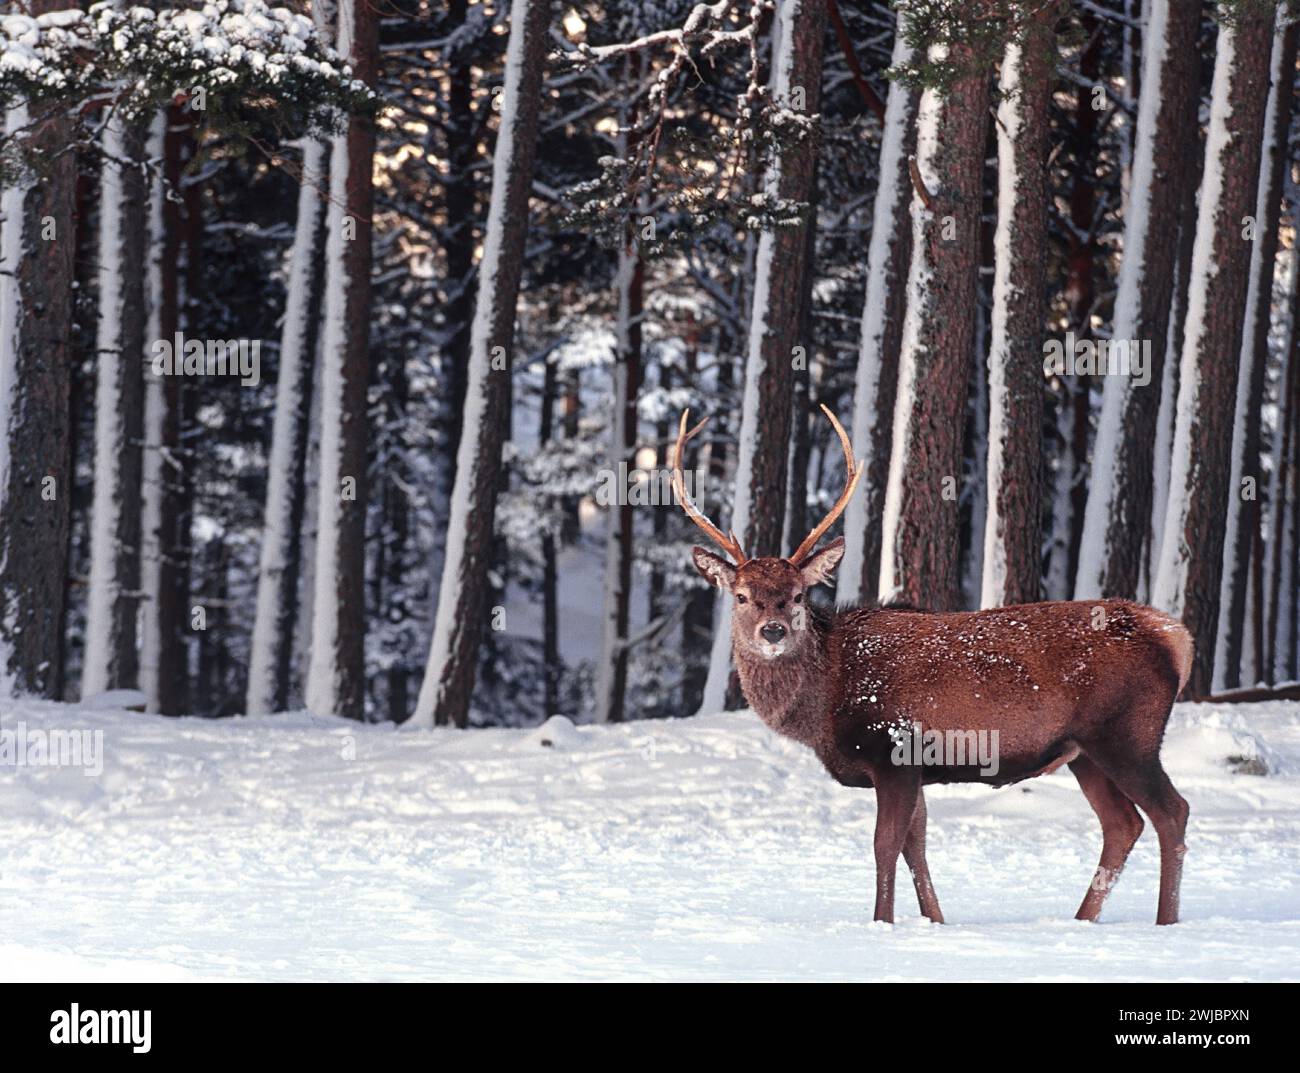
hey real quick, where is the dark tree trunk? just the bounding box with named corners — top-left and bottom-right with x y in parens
top-left (1218, 21), bottom-right (1297, 688)
top-left (414, 0), bottom-right (552, 728)
top-left (980, 6), bottom-right (1054, 608)
top-left (304, 0), bottom-right (378, 720)
top-left (784, 180), bottom-right (818, 555)
top-left (434, 0), bottom-right (478, 595)
top-left (878, 46), bottom-right (991, 611)
top-left (140, 108), bottom-right (187, 715)
top-left (595, 238), bottom-right (643, 725)
top-left (840, 16), bottom-right (917, 604)
top-left (733, 0), bottom-right (827, 561)
top-left (81, 118), bottom-right (147, 698)
top-left (1152, 6), bottom-right (1276, 699)
top-left (540, 346), bottom-right (560, 717)
top-left (1077, 0), bottom-right (1206, 600)
top-left (0, 42), bottom-right (76, 698)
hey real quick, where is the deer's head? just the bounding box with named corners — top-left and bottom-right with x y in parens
top-left (673, 405), bottom-right (864, 661)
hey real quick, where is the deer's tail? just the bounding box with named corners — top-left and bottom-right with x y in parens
top-left (1137, 607), bottom-right (1194, 698)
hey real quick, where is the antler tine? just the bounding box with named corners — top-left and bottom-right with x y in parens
top-left (672, 410), bottom-right (746, 564)
top-left (787, 404), bottom-right (866, 565)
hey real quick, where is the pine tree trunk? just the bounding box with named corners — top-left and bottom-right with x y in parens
top-left (248, 137), bottom-right (328, 715)
top-left (82, 117), bottom-right (147, 699)
top-left (140, 109), bottom-right (187, 715)
top-left (1153, 5), bottom-right (1276, 699)
top-left (980, 8), bottom-right (1054, 608)
top-left (878, 45), bottom-right (990, 611)
top-left (413, 0), bottom-right (552, 729)
top-left (431, 0), bottom-right (478, 608)
top-left (0, 42), bottom-right (75, 698)
top-left (838, 18), bottom-right (916, 605)
top-left (1076, 0), bottom-right (1208, 600)
top-left (305, 0), bottom-right (378, 720)
top-left (540, 347), bottom-right (560, 718)
top-left (699, 0), bottom-right (827, 710)
top-left (1215, 19), bottom-right (1297, 690)
top-left (594, 236), bottom-right (643, 725)
top-left (730, 0), bottom-right (827, 561)
top-left (1267, 247), bottom-right (1300, 683)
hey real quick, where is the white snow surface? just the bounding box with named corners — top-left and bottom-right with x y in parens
top-left (2, 698), bottom-right (1298, 982)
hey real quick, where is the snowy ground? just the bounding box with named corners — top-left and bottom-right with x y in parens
top-left (1, 697), bottom-right (1298, 981)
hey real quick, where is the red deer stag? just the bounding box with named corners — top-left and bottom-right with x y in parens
top-left (673, 406), bottom-right (1192, 925)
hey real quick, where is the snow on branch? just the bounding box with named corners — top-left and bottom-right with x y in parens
top-left (0, 2), bottom-right (373, 127)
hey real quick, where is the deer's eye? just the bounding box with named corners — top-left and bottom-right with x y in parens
top-left (793, 593), bottom-right (804, 604)
top-left (736, 594), bottom-right (747, 605)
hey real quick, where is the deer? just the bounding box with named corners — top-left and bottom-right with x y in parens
top-left (673, 405), bottom-right (1192, 926)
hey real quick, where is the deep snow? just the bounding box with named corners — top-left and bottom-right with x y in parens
top-left (1, 697), bottom-right (1298, 981)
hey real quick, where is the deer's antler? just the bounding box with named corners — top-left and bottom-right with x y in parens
top-left (672, 410), bottom-right (746, 565)
top-left (787, 405), bottom-right (865, 566)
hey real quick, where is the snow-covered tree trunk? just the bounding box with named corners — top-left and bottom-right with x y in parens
top-left (878, 44), bottom-right (990, 611)
top-left (1282, 423), bottom-right (1300, 683)
top-left (305, 0), bottom-right (378, 720)
top-left (699, 0), bottom-right (827, 713)
top-left (412, 0), bottom-right (552, 729)
top-left (837, 19), bottom-right (916, 605)
top-left (1152, 4), bottom-right (1276, 699)
top-left (1075, 0), bottom-right (1202, 601)
top-left (248, 137), bottom-right (328, 715)
top-left (980, 8), bottom-right (1054, 609)
top-left (429, 0), bottom-right (478, 613)
top-left (1267, 237), bottom-right (1300, 683)
top-left (593, 232), bottom-right (643, 724)
top-left (139, 109), bottom-right (186, 715)
top-left (1043, 379), bottom-right (1078, 601)
top-left (293, 335), bottom-right (325, 702)
top-left (1214, 19), bottom-right (1297, 690)
top-left (82, 116), bottom-right (148, 700)
top-left (0, 30), bottom-right (76, 698)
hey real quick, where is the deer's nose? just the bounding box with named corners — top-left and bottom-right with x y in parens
top-left (760, 622), bottom-right (786, 643)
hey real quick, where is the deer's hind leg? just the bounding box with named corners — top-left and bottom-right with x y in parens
top-left (1070, 755), bottom-right (1144, 922)
top-left (901, 788), bottom-right (944, 923)
top-left (1081, 739), bottom-right (1189, 925)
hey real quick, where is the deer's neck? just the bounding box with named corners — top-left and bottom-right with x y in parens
top-left (734, 622), bottom-right (834, 749)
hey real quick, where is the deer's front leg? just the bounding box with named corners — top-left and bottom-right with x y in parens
top-left (901, 787), bottom-right (944, 923)
top-left (872, 768), bottom-right (921, 923)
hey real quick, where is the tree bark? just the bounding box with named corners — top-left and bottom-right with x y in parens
top-left (699, 0), bottom-right (826, 712)
top-left (82, 116), bottom-right (147, 699)
top-left (1153, 4), bottom-right (1276, 699)
top-left (305, 0), bottom-right (378, 720)
top-left (139, 108), bottom-right (187, 715)
top-left (247, 137), bottom-right (328, 714)
top-left (729, 0), bottom-right (827, 563)
top-left (878, 45), bottom-right (991, 611)
top-left (980, 7), bottom-right (1055, 608)
top-left (0, 33), bottom-right (76, 698)
top-left (412, 0), bottom-right (552, 728)
top-left (594, 232), bottom-right (643, 724)
top-left (1076, 0), bottom-right (1206, 600)
top-left (1215, 19), bottom-right (1297, 689)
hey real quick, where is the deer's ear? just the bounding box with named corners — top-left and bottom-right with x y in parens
top-left (693, 547), bottom-right (737, 591)
top-left (799, 536), bottom-right (845, 587)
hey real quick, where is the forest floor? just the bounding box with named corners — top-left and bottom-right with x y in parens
top-left (1, 697), bottom-right (1298, 981)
